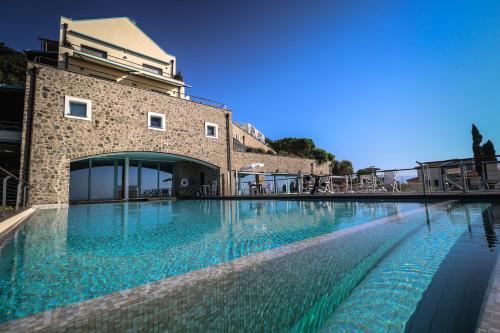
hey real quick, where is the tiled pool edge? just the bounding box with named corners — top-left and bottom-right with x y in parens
top-left (0, 202), bottom-right (451, 332)
top-left (477, 242), bottom-right (500, 332)
top-left (0, 207), bottom-right (36, 242)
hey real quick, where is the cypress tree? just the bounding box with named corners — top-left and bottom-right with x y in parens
top-left (472, 124), bottom-right (483, 175)
top-left (482, 140), bottom-right (497, 161)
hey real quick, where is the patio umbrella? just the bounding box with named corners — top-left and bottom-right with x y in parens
top-left (240, 163), bottom-right (264, 171)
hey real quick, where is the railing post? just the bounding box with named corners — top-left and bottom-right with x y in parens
top-left (23, 185), bottom-right (28, 207)
top-left (16, 181), bottom-right (22, 211)
top-left (482, 161), bottom-right (488, 190)
top-left (416, 161), bottom-right (427, 196)
top-left (2, 175), bottom-right (11, 207)
top-left (460, 161), bottom-right (467, 193)
top-left (372, 172), bottom-right (376, 192)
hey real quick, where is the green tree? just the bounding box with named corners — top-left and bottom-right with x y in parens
top-left (267, 138), bottom-right (316, 158)
top-left (0, 42), bottom-right (26, 86)
top-left (332, 160), bottom-right (354, 175)
top-left (482, 140), bottom-right (497, 162)
top-left (266, 137), bottom-right (336, 165)
top-left (339, 160), bottom-right (354, 175)
top-left (312, 148), bottom-right (334, 165)
top-left (357, 166), bottom-right (379, 176)
top-left (472, 124), bottom-right (483, 175)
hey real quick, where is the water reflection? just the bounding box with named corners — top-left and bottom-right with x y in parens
top-left (1, 200), bottom-right (495, 327)
top-left (482, 205), bottom-right (499, 250)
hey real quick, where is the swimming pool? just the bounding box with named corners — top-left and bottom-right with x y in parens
top-left (0, 200), bottom-right (498, 332)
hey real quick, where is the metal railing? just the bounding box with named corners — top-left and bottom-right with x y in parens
top-left (0, 166), bottom-right (30, 213)
top-left (30, 56), bottom-right (228, 110)
top-left (0, 121), bottom-right (22, 131)
top-left (235, 157), bottom-right (500, 196)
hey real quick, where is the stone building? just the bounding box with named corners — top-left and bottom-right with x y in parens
top-left (20, 16), bottom-right (331, 206)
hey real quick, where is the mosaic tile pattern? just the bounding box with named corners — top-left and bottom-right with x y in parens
top-left (0, 206), bottom-right (430, 333)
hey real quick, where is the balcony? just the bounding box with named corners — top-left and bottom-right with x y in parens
top-left (0, 121), bottom-right (21, 143)
top-left (30, 57), bottom-right (228, 110)
top-left (72, 44), bottom-right (188, 88)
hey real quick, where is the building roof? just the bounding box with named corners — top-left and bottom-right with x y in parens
top-left (406, 176), bottom-right (420, 183)
top-left (61, 16), bottom-right (175, 61)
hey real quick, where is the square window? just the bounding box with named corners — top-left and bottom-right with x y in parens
top-left (150, 116), bottom-right (163, 128)
top-left (143, 64), bottom-right (163, 76)
top-left (148, 112), bottom-right (166, 131)
top-left (81, 45), bottom-right (107, 59)
top-left (205, 122), bottom-right (218, 138)
top-left (69, 101), bottom-right (87, 118)
top-left (64, 96), bottom-right (92, 120)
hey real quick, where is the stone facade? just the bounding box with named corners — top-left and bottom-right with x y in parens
top-left (20, 63), bottom-right (332, 205)
top-left (173, 161), bottom-right (221, 197)
top-left (233, 151), bottom-right (331, 175)
top-left (21, 63), bottom-right (231, 204)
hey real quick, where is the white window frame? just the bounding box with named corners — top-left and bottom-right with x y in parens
top-left (205, 122), bottom-right (219, 139)
top-left (64, 96), bottom-right (92, 121)
top-left (148, 112), bottom-right (166, 131)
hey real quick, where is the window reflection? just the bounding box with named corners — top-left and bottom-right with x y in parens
top-left (69, 160), bottom-right (89, 201)
top-left (69, 158), bottom-right (174, 202)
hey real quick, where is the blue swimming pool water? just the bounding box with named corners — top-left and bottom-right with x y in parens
top-left (0, 200), bottom-right (418, 323)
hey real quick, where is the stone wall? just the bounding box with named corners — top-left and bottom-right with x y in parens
top-left (21, 63), bottom-right (231, 204)
top-left (233, 151), bottom-right (331, 175)
top-left (20, 63), bottom-right (333, 204)
top-left (173, 161), bottom-right (220, 197)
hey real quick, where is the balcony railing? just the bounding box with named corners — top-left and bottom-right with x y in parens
top-left (0, 166), bottom-right (30, 214)
top-left (0, 121), bottom-right (21, 132)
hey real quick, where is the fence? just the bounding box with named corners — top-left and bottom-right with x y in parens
top-left (235, 158), bottom-right (500, 196)
top-left (0, 166), bottom-right (30, 214)
top-left (324, 159), bottom-right (500, 195)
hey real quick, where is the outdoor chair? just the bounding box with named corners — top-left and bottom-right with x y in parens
top-left (383, 171), bottom-right (400, 192)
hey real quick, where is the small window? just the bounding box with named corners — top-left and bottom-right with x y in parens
top-left (434, 179), bottom-right (439, 187)
top-left (148, 112), bottom-right (166, 131)
top-left (143, 64), bottom-right (163, 76)
top-left (81, 45), bottom-right (107, 59)
top-left (205, 122), bottom-right (218, 138)
top-left (64, 96), bottom-right (92, 120)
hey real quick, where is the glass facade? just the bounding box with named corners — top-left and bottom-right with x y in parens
top-left (69, 158), bottom-right (173, 202)
top-left (237, 173), bottom-right (303, 195)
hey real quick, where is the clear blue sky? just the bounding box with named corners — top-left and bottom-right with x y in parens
top-left (2, 0), bottom-right (500, 170)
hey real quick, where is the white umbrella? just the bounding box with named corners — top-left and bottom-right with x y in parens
top-left (240, 163), bottom-right (264, 171)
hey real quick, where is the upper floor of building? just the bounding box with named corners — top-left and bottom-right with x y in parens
top-left (27, 17), bottom-right (189, 98)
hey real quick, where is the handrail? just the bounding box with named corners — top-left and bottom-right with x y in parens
top-left (0, 166), bottom-right (30, 210)
top-left (0, 166), bottom-right (30, 187)
top-left (0, 121), bottom-right (22, 131)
